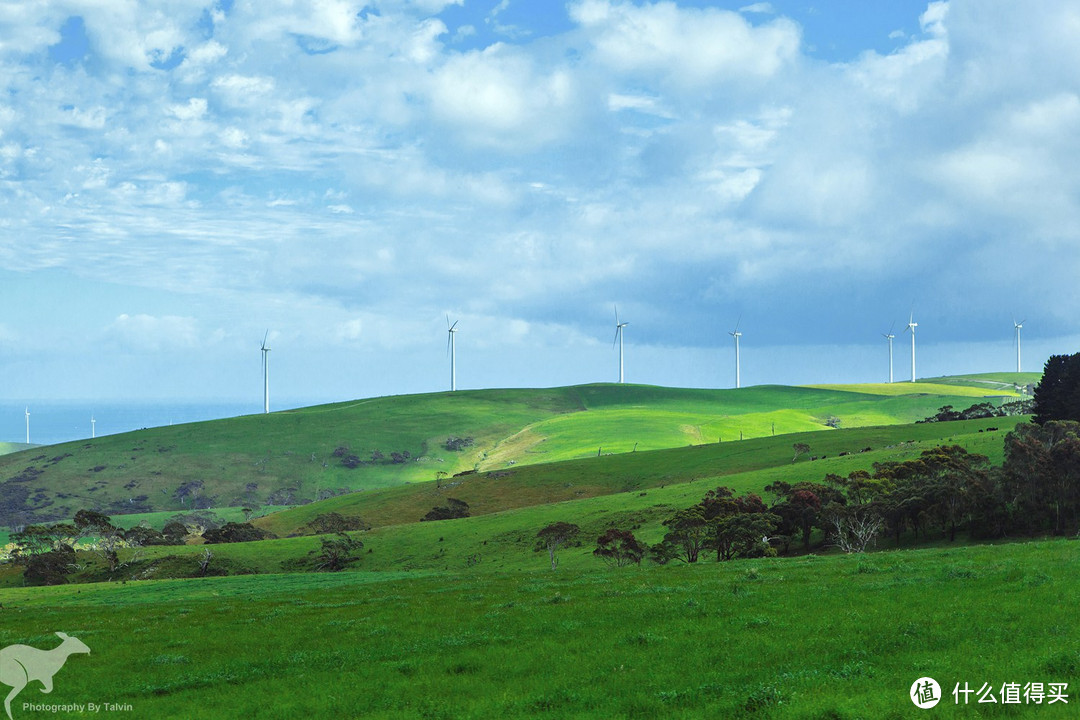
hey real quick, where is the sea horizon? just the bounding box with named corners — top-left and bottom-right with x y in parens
top-left (0, 398), bottom-right (332, 447)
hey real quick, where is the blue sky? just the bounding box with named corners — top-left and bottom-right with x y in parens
top-left (1, 0), bottom-right (1078, 410)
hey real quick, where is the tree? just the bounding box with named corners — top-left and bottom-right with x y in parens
top-left (792, 442), bottom-right (811, 462)
top-left (536, 522), bottom-right (580, 570)
top-left (123, 525), bottom-right (167, 547)
top-left (202, 522), bottom-right (274, 544)
top-left (824, 505), bottom-right (884, 553)
top-left (23, 545), bottom-right (77, 586)
top-left (313, 533), bottom-right (364, 571)
top-left (1033, 353), bottom-right (1080, 424)
top-left (1002, 421), bottom-right (1080, 535)
top-left (303, 512), bottom-right (369, 535)
top-left (10, 524), bottom-right (76, 560)
top-left (161, 521), bottom-right (189, 545)
top-left (714, 512), bottom-right (781, 560)
top-left (593, 528), bottom-right (645, 567)
top-left (661, 506), bottom-right (709, 563)
top-left (73, 510), bottom-right (125, 572)
top-left (421, 498), bottom-right (470, 522)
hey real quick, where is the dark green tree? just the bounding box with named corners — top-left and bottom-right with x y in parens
top-left (593, 528), bottom-right (645, 567)
top-left (1033, 353), bottom-right (1080, 424)
top-left (660, 506), bottom-right (709, 563)
top-left (536, 522), bottom-right (580, 570)
top-left (313, 533), bottom-right (364, 571)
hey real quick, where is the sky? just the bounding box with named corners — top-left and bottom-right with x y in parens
top-left (1, 0), bottom-right (1079, 412)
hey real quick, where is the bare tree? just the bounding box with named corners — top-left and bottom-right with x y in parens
top-left (198, 548), bottom-right (213, 576)
top-left (826, 506), bottom-right (884, 553)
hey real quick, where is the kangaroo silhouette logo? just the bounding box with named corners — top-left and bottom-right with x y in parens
top-left (0, 632), bottom-right (90, 720)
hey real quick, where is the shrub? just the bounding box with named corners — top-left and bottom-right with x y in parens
top-left (202, 522), bottom-right (276, 544)
top-left (421, 498), bottom-right (470, 522)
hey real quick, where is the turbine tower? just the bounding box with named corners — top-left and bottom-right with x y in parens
top-left (91, 415), bottom-right (96, 439)
top-left (447, 316), bottom-right (459, 391)
top-left (613, 306), bottom-right (628, 384)
top-left (882, 323), bottom-right (895, 383)
top-left (729, 318), bottom-right (743, 389)
top-left (904, 313), bottom-right (918, 382)
top-left (1013, 318), bottom-right (1025, 373)
top-left (261, 330), bottom-right (271, 414)
top-left (24, 407), bottom-right (29, 444)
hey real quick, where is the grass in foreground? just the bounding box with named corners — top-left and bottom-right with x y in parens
top-left (0, 540), bottom-right (1076, 719)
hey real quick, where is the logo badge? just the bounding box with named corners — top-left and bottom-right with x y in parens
top-left (0, 632), bottom-right (90, 720)
top-left (911, 676), bottom-right (941, 709)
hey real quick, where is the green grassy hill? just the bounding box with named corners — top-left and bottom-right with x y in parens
top-left (0, 373), bottom-right (1063, 719)
top-left (0, 378), bottom-right (1029, 526)
top-left (255, 415), bottom-right (1019, 539)
top-left (0, 539), bottom-right (1074, 718)
top-left (0, 442), bottom-right (34, 456)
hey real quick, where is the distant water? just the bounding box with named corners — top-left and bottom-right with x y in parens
top-left (0, 400), bottom-right (319, 447)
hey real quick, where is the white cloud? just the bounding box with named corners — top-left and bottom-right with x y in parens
top-left (428, 44), bottom-right (577, 147)
top-left (104, 314), bottom-right (206, 353)
top-left (62, 106), bottom-right (108, 129)
top-left (170, 98), bottom-right (208, 121)
top-left (3, 0), bottom-right (1080, 402)
top-left (570, 0), bottom-right (800, 86)
top-left (211, 74), bottom-right (276, 104)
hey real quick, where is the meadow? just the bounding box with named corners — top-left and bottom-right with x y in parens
top-left (0, 540), bottom-right (1076, 718)
top-left (0, 373), bottom-right (1063, 719)
top-left (0, 376), bottom-right (1027, 526)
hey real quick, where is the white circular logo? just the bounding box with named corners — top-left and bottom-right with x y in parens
top-left (911, 677), bottom-right (941, 709)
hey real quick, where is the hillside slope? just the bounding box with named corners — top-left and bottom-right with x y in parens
top-left (0, 378), bottom-right (1027, 526)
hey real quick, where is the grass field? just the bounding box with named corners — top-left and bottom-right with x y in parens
top-left (0, 539), bottom-right (1075, 718)
top-left (255, 415), bottom-right (1020, 538)
top-left (0, 378), bottom-right (1031, 525)
top-left (0, 414), bottom-right (1013, 585)
top-left (0, 442), bottom-right (32, 456)
top-left (0, 375), bottom-right (1070, 719)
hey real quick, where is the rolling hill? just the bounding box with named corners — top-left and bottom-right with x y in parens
top-left (0, 376), bottom-right (1030, 527)
top-left (0, 372), bottom-right (1061, 719)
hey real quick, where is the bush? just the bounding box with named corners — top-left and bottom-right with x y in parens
top-left (313, 533), bottom-right (364, 571)
top-left (202, 522), bottom-right (275, 544)
top-left (421, 498), bottom-right (470, 522)
top-left (304, 512), bottom-right (369, 534)
top-left (24, 546), bottom-right (76, 586)
top-left (445, 437), bottom-right (475, 452)
top-left (123, 525), bottom-right (168, 547)
top-left (161, 521), bottom-right (189, 545)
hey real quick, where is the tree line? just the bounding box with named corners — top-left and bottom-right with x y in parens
top-left (546, 353), bottom-right (1080, 566)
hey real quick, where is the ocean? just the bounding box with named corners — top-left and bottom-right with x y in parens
top-left (0, 399), bottom-right (322, 447)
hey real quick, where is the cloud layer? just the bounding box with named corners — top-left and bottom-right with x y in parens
top-left (1, 0), bottom-right (1078, 402)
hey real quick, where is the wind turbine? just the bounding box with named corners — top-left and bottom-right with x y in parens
top-left (261, 330), bottom-right (271, 414)
top-left (729, 318), bottom-right (743, 389)
top-left (24, 407), bottom-right (29, 444)
top-left (904, 312), bottom-right (918, 383)
top-left (91, 415), bottom-right (96, 439)
top-left (882, 323), bottom-right (895, 383)
top-left (1013, 318), bottom-right (1026, 373)
top-left (613, 306), bottom-right (628, 384)
top-left (447, 316), bottom-right (459, 391)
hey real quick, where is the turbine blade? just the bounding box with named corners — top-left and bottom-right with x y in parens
top-left (261, 329), bottom-right (269, 350)
top-left (613, 327), bottom-right (620, 347)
